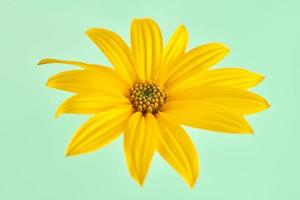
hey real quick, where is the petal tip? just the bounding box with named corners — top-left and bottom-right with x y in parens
top-left (248, 126), bottom-right (254, 134)
top-left (178, 24), bottom-right (188, 35)
top-left (261, 98), bottom-right (271, 110)
top-left (137, 179), bottom-right (145, 187)
top-left (64, 150), bottom-right (72, 157)
top-left (85, 28), bottom-right (102, 36)
top-left (187, 177), bottom-right (198, 188)
top-left (54, 111), bottom-right (61, 118)
top-left (188, 182), bottom-right (196, 188)
top-left (257, 75), bottom-right (265, 85)
top-left (37, 59), bottom-right (48, 65)
top-left (46, 79), bottom-right (52, 87)
top-left (243, 122), bottom-right (254, 134)
top-left (131, 18), bottom-right (139, 23)
top-left (145, 18), bottom-right (159, 25)
top-left (221, 43), bottom-right (230, 52)
top-left (85, 28), bottom-right (93, 34)
top-left (179, 24), bottom-right (187, 29)
top-left (212, 42), bottom-right (230, 53)
top-left (85, 29), bottom-right (94, 37)
top-left (265, 100), bottom-right (271, 109)
top-left (55, 104), bottom-right (64, 118)
top-left (65, 147), bottom-right (77, 157)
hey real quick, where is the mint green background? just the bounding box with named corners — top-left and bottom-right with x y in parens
top-left (1, 0), bottom-right (299, 199)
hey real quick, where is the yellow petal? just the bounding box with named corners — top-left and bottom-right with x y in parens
top-left (123, 112), bottom-right (141, 182)
top-left (167, 68), bottom-right (265, 94)
top-left (47, 70), bottom-right (128, 95)
top-left (86, 28), bottom-right (136, 84)
top-left (156, 25), bottom-right (188, 86)
top-left (157, 112), bottom-right (199, 187)
top-left (37, 58), bottom-right (110, 71)
top-left (124, 112), bottom-right (158, 186)
top-left (55, 92), bottom-right (131, 117)
top-left (161, 101), bottom-right (253, 134)
top-left (167, 86), bottom-right (270, 115)
top-left (164, 43), bottom-right (230, 87)
top-left (131, 18), bottom-right (163, 81)
top-left (66, 105), bottom-right (133, 156)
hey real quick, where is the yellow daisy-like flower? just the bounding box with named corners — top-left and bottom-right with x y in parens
top-left (39, 18), bottom-right (269, 187)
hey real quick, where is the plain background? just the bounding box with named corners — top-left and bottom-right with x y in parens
top-left (0, 0), bottom-right (299, 199)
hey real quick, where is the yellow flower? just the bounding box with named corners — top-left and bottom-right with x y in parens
top-left (38, 18), bottom-right (269, 187)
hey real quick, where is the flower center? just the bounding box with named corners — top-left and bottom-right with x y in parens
top-left (129, 82), bottom-right (166, 114)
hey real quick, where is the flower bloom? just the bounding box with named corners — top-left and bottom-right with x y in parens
top-left (39, 18), bottom-right (270, 187)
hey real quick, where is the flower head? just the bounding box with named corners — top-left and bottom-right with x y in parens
top-left (38, 18), bottom-right (269, 187)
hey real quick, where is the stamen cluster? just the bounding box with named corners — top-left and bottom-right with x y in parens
top-left (129, 82), bottom-right (166, 114)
